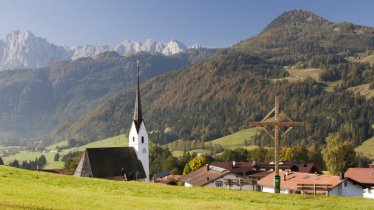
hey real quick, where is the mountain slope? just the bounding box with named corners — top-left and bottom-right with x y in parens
top-left (64, 10), bottom-right (374, 148)
top-left (0, 48), bottom-right (217, 144)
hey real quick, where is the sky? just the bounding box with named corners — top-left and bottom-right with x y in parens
top-left (0, 0), bottom-right (374, 48)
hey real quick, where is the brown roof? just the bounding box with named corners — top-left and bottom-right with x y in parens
top-left (254, 161), bottom-right (322, 174)
top-left (179, 165), bottom-right (231, 186)
top-left (345, 168), bottom-right (374, 186)
top-left (257, 171), bottom-right (343, 191)
top-left (211, 162), bottom-right (253, 174)
top-left (248, 171), bottom-right (273, 179)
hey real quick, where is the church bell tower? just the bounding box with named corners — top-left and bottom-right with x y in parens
top-left (128, 60), bottom-right (150, 181)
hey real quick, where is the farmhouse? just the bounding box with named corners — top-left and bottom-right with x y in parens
top-left (345, 168), bottom-right (374, 199)
top-left (74, 61), bottom-right (150, 181)
top-left (180, 164), bottom-right (253, 190)
top-left (257, 171), bottom-right (362, 196)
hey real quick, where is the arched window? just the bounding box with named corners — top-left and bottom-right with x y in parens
top-left (133, 137), bottom-right (135, 142)
top-left (141, 136), bottom-right (144, 143)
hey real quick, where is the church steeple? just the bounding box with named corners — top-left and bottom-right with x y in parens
top-left (133, 60), bottom-right (143, 132)
top-left (129, 60), bottom-right (149, 181)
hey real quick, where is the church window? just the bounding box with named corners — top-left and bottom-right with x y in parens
top-left (133, 137), bottom-right (135, 142)
top-left (141, 136), bottom-right (144, 143)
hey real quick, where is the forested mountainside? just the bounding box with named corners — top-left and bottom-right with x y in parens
top-left (60, 10), bottom-right (374, 148)
top-left (0, 48), bottom-right (216, 145)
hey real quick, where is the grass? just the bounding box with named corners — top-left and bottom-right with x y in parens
top-left (3, 134), bottom-right (128, 169)
top-left (359, 54), bottom-right (374, 65)
top-left (0, 166), bottom-right (373, 210)
top-left (167, 128), bottom-right (260, 157)
top-left (209, 128), bottom-right (260, 150)
top-left (273, 67), bottom-right (323, 82)
top-left (347, 84), bottom-right (374, 99)
top-left (356, 136), bottom-right (374, 159)
top-left (347, 54), bottom-right (374, 66)
top-left (323, 80), bottom-right (343, 92)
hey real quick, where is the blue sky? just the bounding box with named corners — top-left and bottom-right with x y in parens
top-left (0, 0), bottom-right (373, 47)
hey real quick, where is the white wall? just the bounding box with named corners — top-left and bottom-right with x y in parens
top-left (330, 180), bottom-right (363, 197)
top-left (364, 188), bottom-right (374, 199)
top-left (261, 186), bottom-right (290, 194)
top-left (128, 121), bottom-right (149, 181)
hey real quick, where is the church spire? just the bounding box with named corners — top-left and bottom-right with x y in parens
top-left (133, 60), bottom-right (143, 131)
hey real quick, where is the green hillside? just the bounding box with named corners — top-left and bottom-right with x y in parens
top-left (3, 134), bottom-right (128, 169)
top-left (63, 10), bottom-right (374, 149)
top-left (1, 166), bottom-right (373, 210)
top-left (356, 136), bottom-right (374, 159)
top-left (208, 128), bottom-right (260, 150)
top-left (348, 84), bottom-right (374, 99)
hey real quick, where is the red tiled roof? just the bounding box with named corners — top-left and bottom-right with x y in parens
top-left (179, 165), bottom-right (231, 186)
top-left (257, 171), bottom-right (343, 190)
top-left (345, 168), bottom-right (374, 185)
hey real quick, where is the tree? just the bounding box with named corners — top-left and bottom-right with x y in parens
top-left (0, 157), bottom-right (4, 165)
top-left (54, 153), bottom-right (60, 161)
top-left (322, 133), bottom-right (356, 175)
top-left (183, 156), bottom-right (207, 175)
top-left (64, 156), bottom-right (82, 175)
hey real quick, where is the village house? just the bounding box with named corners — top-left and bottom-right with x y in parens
top-left (257, 171), bottom-right (363, 196)
top-left (179, 164), bottom-right (253, 190)
top-left (345, 168), bottom-right (374, 199)
top-left (153, 171), bottom-right (182, 184)
top-left (211, 161), bottom-right (321, 180)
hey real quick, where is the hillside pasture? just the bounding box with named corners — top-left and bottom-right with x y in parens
top-left (3, 135), bottom-right (128, 169)
top-left (356, 136), bottom-right (374, 159)
top-left (347, 84), bottom-right (374, 99)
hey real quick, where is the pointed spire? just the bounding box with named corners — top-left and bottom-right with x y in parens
top-left (133, 60), bottom-right (143, 132)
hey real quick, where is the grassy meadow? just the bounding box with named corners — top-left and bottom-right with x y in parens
top-left (348, 84), bottom-right (374, 99)
top-left (3, 135), bottom-right (128, 169)
top-left (356, 136), bottom-right (374, 159)
top-left (1, 166), bottom-right (374, 210)
top-left (167, 128), bottom-right (261, 157)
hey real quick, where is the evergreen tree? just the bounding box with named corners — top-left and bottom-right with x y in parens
top-left (54, 153), bottom-right (60, 161)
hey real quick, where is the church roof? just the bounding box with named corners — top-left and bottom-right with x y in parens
top-left (133, 61), bottom-right (143, 133)
top-left (74, 147), bottom-right (146, 180)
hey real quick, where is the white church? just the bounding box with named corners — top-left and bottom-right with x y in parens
top-left (74, 61), bottom-right (150, 181)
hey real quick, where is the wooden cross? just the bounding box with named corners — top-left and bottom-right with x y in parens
top-left (249, 96), bottom-right (304, 193)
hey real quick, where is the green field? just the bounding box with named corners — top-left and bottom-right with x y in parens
top-left (356, 136), bottom-right (374, 159)
top-left (1, 166), bottom-right (373, 210)
top-left (209, 128), bottom-right (260, 150)
top-left (348, 54), bottom-right (374, 66)
top-left (168, 128), bottom-right (260, 157)
top-left (348, 84), bottom-right (374, 99)
top-left (3, 135), bottom-right (128, 169)
top-left (359, 54), bottom-right (374, 65)
top-left (273, 67), bottom-right (323, 83)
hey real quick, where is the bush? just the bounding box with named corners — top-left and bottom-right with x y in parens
top-left (369, 81), bottom-right (374, 90)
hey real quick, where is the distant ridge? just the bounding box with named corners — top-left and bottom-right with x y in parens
top-left (0, 30), bottom-right (204, 71)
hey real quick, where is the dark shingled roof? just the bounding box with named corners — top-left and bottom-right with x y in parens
top-left (75, 147), bottom-right (146, 180)
top-left (133, 61), bottom-right (143, 133)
